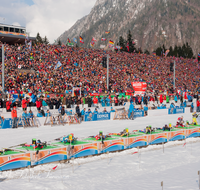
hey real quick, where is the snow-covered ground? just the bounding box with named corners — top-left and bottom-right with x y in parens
top-left (1, 112), bottom-right (200, 190)
top-left (0, 112), bottom-right (193, 148)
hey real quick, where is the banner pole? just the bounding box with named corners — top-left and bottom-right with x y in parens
top-left (107, 54), bottom-right (109, 90)
top-left (2, 45), bottom-right (4, 93)
top-left (174, 60), bottom-right (175, 90)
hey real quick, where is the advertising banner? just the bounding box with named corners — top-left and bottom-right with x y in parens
top-left (67, 42), bottom-right (74, 46)
top-left (0, 118), bottom-right (12, 129)
top-left (131, 82), bottom-right (147, 95)
top-left (89, 93), bottom-right (100, 96)
top-left (134, 110), bottom-right (144, 118)
top-left (168, 108), bottom-right (185, 114)
top-left (84, 113), bottom-right (110, 122)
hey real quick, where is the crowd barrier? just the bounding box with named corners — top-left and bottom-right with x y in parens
top-left (168, 107), bottom-right (185, 115)
top-left (134, 110), bottom-right (144, 118)
top-left (1, 126), bottom-right (200, 171)
top-left (0, 118), bottom-right (12, 129)
top-left (84, 113), bottom-right (110, 122)
top-left (0, 106), bottom-right (192, 128)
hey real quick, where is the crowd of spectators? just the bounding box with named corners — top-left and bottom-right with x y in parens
top-left (2, 91), bottom-right (200, 114)
top-left (2, 43), bottom-right (200, 96)
top-left (0, 42), bottom-right (199, 114)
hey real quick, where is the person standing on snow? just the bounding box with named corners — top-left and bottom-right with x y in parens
top-left (197, 99), bottom-right (200, 112)
top-left (11, 106), bottom-right (17, 128)
top-left (129, 102), bottom-right (134, 120)
top-left (114, 95), bottom-right (119, 106)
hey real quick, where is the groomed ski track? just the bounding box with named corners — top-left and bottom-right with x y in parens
top-left (1, 112), bottom-right (200, 190)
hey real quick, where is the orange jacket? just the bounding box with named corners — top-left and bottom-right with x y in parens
top-left (93, 97), bottom-right (98, 104)
top-left (11, 110), bottom-right (17, 118)
top-left (6, 101), bottom-right (11, 110)
top-left (22, 99), bottom-right (28, 108)
top-left (114, 97), bottom-right (118, 103)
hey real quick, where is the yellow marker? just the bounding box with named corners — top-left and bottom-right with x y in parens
top-left (68, 135), bottom-right (72, 141)
top-left (193, 118), bottom-right (198, 125)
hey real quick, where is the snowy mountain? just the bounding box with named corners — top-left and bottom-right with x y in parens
top-left (57, 0), bottom-right (200, 54)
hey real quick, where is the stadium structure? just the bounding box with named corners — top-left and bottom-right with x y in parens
top-left (0, 23), bottom-right (35, 44)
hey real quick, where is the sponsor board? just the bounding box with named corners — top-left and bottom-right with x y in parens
top-left (84, 113), bottom-right (110, 121)
top-left (168, 108), bottom-right (185, 114)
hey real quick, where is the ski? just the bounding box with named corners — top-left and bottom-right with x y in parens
top-left (2, 148), bottom-right (26, 153)
top-left (9, 142), bottom-right (27, 148)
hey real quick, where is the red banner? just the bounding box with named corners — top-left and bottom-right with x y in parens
top-left (89, 93), bottom-right (100, 96)
top-left (131, 82), bottom-right (147, 95)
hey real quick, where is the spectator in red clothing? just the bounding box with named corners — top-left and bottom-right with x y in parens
top-left (2, 43), bottom-right (200, 96)
top-left (160, 94), bottom-right (163, 104)
top-left (36, 99), bottom-right (42, 111)
top-left (93, 97), bottom-right (98, 105)
top-left (6, 99), bottom-right (11, 112)
top-left (197, 99), bottom-right (200, 112)
top-left (22, 98), bottom-right (29, 111)
top-left (138, 96), bottom-right (142, 105)
top-left (11, 106), bottom-right (17, 128)
top-left (114, 95), bottom-right (119, 106)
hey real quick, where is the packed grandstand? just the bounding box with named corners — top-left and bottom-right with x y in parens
top-left (3, 43), bottom-right (200, 95)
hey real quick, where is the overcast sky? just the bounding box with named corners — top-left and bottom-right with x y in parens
top-left (0, 0), bottom-right (96, 43)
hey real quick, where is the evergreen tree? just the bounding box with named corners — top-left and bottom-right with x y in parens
top-left (154, 42), bottom-right (193, 58)
top-left (162, 44), bottom-right (166, 55)
top-left (180, 43), bottom-right (187, 57)
top-left (36, 32), bottom-right (43, 44)
top-left (168, 46), bottom-right (173, 57)
top-left (57, 39), bottom-right (62, 46)
top-left (173, 45), bottom-right (178, 57)
top-left (155, 46), bottom-right (162, 56)
top-left (118, 36), bottom-right (126, 52)
top-left (177, 46), bottom-right (183, 57)
top-left (126, 30), bottom-right (136, 53)
top-left (144, 49), bottom-right (150, 55)
top-left (185, 42), bottom-right (193, 58)
top-left (43, 36), bottom-right (49, 45)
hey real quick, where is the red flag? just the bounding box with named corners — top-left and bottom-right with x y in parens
top-left (109, 40), bottom-right (114, 45)
top-left (54, 49), bottom-right (60, 54)
top-left (67, 38), bottom-right (71, 43)
top-left (127, 42), bottom-right (129, 52)
top-left (92, 37), bottom-right (97, 42)
top-left (80, 36), bottom-right (84, 44)
top-left (52, 165), bottom-right (58, 170)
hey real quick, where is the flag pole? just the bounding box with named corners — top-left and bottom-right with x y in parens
top-left (107, 54), bottom-right (109, 90)
top-left (174, 61), bottom-right (175, 90)
top-left (2, 45), bottom-right (4, 93)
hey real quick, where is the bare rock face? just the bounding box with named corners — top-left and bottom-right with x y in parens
top-left (57, 0), bottom-right (200, 55)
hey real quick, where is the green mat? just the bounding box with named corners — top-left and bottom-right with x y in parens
top-left (0, 150), bottom-right (21, 156)
top-left (112, 133), bottom-right (143, 138)
top-left (136, 128), bottom-right (182, 135)
top-left (188, 125), bottom-right (200, 127)
top-left (17, 145), bottom-right (58, 151)
top-left (84, 137), bottom-right (116, 141)
top-left (177, 126), bottom-right (198, 129)
top-left (112, 128), bottom-right (182, 137)
top-left (53, 141), bottom-right (90, 146)
top-left (155, 128), bottom-right (181, 132)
